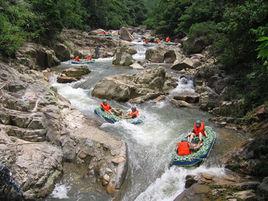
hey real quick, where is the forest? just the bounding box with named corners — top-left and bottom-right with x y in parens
top-left (0, 0), bottom-right (267, 117)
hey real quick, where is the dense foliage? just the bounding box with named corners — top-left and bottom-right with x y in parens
top-left (147, 0), bottom-right (268, 114)
top-left (0, 0), bottom-right (147, 56)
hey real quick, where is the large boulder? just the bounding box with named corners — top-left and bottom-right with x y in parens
top-left (257, 177), bottom-right (268, 200)
top-left (53, 43), bottom-right (71, 61)
top-left (171, 58), bottom-right (195, 71)
top-left (164, 50), bottom-right (184, 64)
top-left (173, 92), bottom-right (200, 104)
top-left (57, 67), bottom-right (91, 83)
top-left (16, 43), bottom-right (60, 69)
top-left (92, 67), bottom-right (174, 102)
top-left (145, 47), bottom-right (166, 63)
top-left (119, 27), bottom-right (134, 41)
top-left (112, 46), bottom-right (136, 66)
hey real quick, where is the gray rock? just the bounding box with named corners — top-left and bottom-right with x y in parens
top-left (57, 67), bottom-right (91, 83)
top-left (145, 47), bottom-right (165, 63)
top-left (171, 58), bottom-right (195, 71)
top-left (119, 27), bottom-right (134, 41)
top-left (112, 46), bottom-right (136, 66)
top-left (53, 43), bottom-right (71, 61)
top-left (257, 177), bottom-right (268, 201)
top-left (92, 67), bottom-right (174, 102)
top-left (173, 92), bottom-right (200, 103)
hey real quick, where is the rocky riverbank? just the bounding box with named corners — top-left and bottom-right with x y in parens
top-left (0, 29), bottom-right (130, 200)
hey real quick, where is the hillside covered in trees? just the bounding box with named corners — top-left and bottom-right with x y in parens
top-left (146, 0), bottom-right (268, 116)
top-left (0, 0), bottom-right (148, 56)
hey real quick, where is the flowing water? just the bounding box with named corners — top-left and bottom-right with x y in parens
top-left (46, 41), bottom-right (246, 201)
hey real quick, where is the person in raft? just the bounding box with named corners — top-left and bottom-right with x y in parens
top-left (85, 55), bottom-right (92, 61)
top-left (74, 56), bottom-right (80, 62)
top-left (165, 36), bottom-right (171, 43)
top-left (188, 120), bottom-right (207, 145)
top-left (100, 99), bottom-right (113, 115)
top-left (177, 140), bottom-right (191, 156)
top-left (128, 107), bottom-right (140, 119)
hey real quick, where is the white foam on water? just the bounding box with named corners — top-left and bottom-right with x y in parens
top-left (170, 77), bottom-right (195, 96)
top-left (133, 45), bottom-right (147, 61)
top-left (101, 109), bottom-right (175, 146)
top-left (51, 82), bottom-right (97, 113)
top-left (94, 57), bottom-right (113, 62)
top-left (51, 184), bottom-right (69, 199)
top-left (135, 166), bottom-right (225, 201)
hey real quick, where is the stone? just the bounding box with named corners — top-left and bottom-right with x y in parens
top-left (185, 175), bottom-right (198, 188)
top-left (192, 184), bottom-right (211, 194)
top-left (236, 181), bottom-right (260, 190)
top-left (257, 177), bottom-right (268, 200)
top-left (145, 47), bottom-right (165, 63)
top-left (53, 43), bottom-right (71, 61)
top-left (103, 174), bottom-right (110, 182)
top-left (170, 99), bottom-right (194, 108)
top-left (233, 190), bottom-right (256, 200)
top-left (36, 48), bottom-right (60, 69)
top-left (130, 62), bottom-right (144, 69)
top-left (57, 67), bottom-right (90, 83)
top-left (201, 173), bottom-right (214, 180)
top-left (112, 46), bottom-right (135, 66)
top-left (164, 50), bottom-right (177, 63)
top-left (171, 58), bottom-right (195, 71)
top-left (112, 156), bottom-right (126, 164)
top-left (57, 76), bottom-right (78, 83)
top-left (119, 27), bottom-right (134, 41)
top-left (92, 67), bottom-right (174, 102)
top-left (106, 181), bottom-right (116, 194)
top-left (173, 92), bottom-right (200, 103)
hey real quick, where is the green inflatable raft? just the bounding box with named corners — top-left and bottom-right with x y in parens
top-left (94, 107), bottom-right (143, 125)
top-left (170, 126), bottom-right (216, 167)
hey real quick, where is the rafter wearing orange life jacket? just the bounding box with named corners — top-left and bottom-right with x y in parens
top-left (74, 56), bottom-right (80, 62)
top-left (165, 36), bottom-right (171, 43)
top-left (129, 109), bottom-right (139, 119)
top-left (177, 141), bottom-right (191, 156)
top-left (100, 102), bottom-right (111, 112)
top-left (193, 121), bottom-right (205, 136)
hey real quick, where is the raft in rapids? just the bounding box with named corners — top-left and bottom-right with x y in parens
top-left (170, 126), bottom-right (216, 167)
top-left (94, 106), bottom-right (143, 125)
top-left (70, 59), bottom-right (95, 65)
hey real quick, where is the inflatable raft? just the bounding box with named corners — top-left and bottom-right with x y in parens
top-left (70, 59), bottom-right (95, 65)
top-left (94, 107), bottom-right (143, 125)
top-left (163, 42), bottom-right (176, 46)
top-left (170, 126), bottom-right (216, 167)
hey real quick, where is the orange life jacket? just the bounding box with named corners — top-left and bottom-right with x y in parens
top-left (166, 37), bottom-right (171, 42)
top-left (193, 121), bottom-right (205, 136)
top-left (177, 141), bottom-right (191, 156)
top-left (74, 56), bottom-right (80, 61)
top-left (100, 103), bottom-right (111, 112)
top-left (85, 55), bottom-right (92, 61)
top-left (129, 110), bottom-right (139, 118)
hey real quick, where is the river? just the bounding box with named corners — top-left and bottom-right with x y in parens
top-left (45, 40), bottom-right (246, 201)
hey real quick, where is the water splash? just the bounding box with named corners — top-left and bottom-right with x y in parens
top-left (135, 166), bottom-right (225, 201)
top-left (51, 184), bottom-right (70, 199)
top-left (170, 77), bottom-right (195, 96)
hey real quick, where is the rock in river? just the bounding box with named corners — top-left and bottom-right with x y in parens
top-left (92, 67), bottom-right (176, 102)
top-left (57, 67), bottom-right (91, 83)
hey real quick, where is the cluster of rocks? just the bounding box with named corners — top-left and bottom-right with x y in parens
top-left (92, 67), bottom-right (177, 103)
top-left (175, 172), bottom-right (264, 201)
top-left (0, 59), bottom-right (128, 200)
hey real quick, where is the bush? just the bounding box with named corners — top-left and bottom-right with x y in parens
top-left (183, 22), bottom-right (217, 54)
